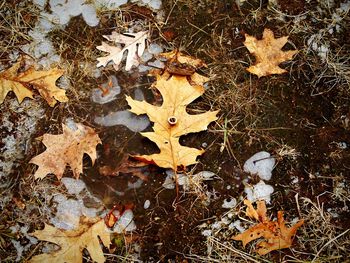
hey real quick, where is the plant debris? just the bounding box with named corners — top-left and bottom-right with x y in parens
top-left (0, 60), bottom-right (68, 106)
top-left (244, 28), bottom-right (298, 78)
top-left (30, 217), bottom-right (110, 263)
top-left (232, 200), bottom-right (304, 255)
top-left (30, 124), bottom-right (101, 180)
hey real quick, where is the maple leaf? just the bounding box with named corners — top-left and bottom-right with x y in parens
top-left (97, 31), bottom-right (148, 71)
top-left (30, 123), bottom-right (101, 180)
top-left (0, 61), bottom-right (68, 106)
top-left (244, 28), bottom-right (298, 78)
top-left (232, 200), bottom-right (304, 255)
top-left (29, 217), bottom-right (110, 263)
top-left (126, 73), bottom-right (218, 170)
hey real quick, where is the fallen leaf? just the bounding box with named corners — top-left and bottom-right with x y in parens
top-left (0, 60), bottom-right (68, 106)
top-left (126, 71), bottom-right (218, 170)
top-left (232, 200), bottom-right (304, 255)
top-left (156, 50), bottom-right (209, 86)
top-left (30, 123), bottom-right (101, 180)
top-left (30, 217), bottom-right (110, 263)
top-left (97, 31), bottom-right (148, 71)
top-left (244, 28), bottom-right (298, 78)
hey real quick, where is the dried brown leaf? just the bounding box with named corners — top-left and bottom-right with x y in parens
top-left (30, 217), bottom-right (110, 263)
top-left (30, 123), bottom-right (101, 180)
top-left (126, 58), bottom-right (218, 170)
top-left (244, 28), bottom-right (298, 78)
top-left (0, 61), bottom-right (68, 106)
top-left (233, 200), bottom-right (304, 255)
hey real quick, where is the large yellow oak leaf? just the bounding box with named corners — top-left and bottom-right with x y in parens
top-left (244, 28), bottom-right (298, 78)
top-left (30, 217), bottom-right (110, 263)
top-left (0, 61), bottom-right (68, 106)
top-left (126, 74), bottom-right (218, 170)
top-left (30, 123), bottom-right (101, 180)
top-left (232, 200), bottom-right (304, 255)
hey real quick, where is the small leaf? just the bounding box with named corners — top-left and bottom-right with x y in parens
top-left (30, 123), bottom-right (101, 180)
top-left (97, 31), bottom-right (148, 71)
top-left (232, 200), bottom-right (304, 255)
top-left (244, 28), bottom-right (298, 78)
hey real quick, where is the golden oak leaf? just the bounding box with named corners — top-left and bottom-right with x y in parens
top-left (232, 200), bottom-right (304, 255)
top-left (244, 28), bottom-right (298, 78)
top-left (30, 217), bottom-right (110, 263)
top-left (30, 123), bottom-right (101, 180)
top-left (0, 61), bottom-right (68, 106)
top-left (126, 73), bottom-right (218, 170)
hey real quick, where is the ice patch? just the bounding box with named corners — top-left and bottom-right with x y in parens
top-left (0, 99), bottom-right (45, 179)
top-left (202, 229), bottom-right (212, 237)
top-left (230, 220), bottom-right (245, 233)
top-left (95, 110), bottom-right (150, 132)
top-left (144, 200), bottom-right (151, 209)
top-left (243, 151), bottom-right (275, 181)
top-left (244, 180), bottom-right (274, 204)
top-left (222, 198), bottom-right (237, 209)
top-left (148, 43), bottom-right (163, 54)
top-left (91, 75), bottom-right (121, 104)
top-left (61, 177), bottom-right (86, 195)
top-left (112, 209), bottom-right (137, 233)
top-left (49, 0), bottom-right (99, 26)
top-left (50, 194), bottom-right (99, 230)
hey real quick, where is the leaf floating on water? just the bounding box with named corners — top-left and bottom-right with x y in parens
top-left (127, 71), bottom-right (218, 170)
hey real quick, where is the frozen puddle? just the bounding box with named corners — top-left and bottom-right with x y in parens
top-left (93, 76), bottom-right (150, 132)
top-left (91, 75), bottom-right (121, 104)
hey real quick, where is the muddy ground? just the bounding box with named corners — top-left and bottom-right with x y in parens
top-left (1, 0), bottom-right (350, 262)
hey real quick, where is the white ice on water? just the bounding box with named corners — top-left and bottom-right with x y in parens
top-left (91, 75), bottom-right (121, 104)
top-left (162, 170), bottom-right (216, 190)
top-left (61, 177), bottom-right (86, 195)
top-left (95, 110), bottom-right (150, 132)
top-left (50, 194), bottom-right (100, 230)
top-left (93, 77), bottom-right (150, 132)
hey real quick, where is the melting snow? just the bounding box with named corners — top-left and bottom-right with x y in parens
top-left (244, 180), bottom-right (274, 204)
top-left (61, 178), bottom-right (86, 195)
top-left (112, 209), bottom-right (137, 233)
top-left (222, 197), bottom-right (237, 209)
top-left (243, 151), bottom-right (275, 181)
